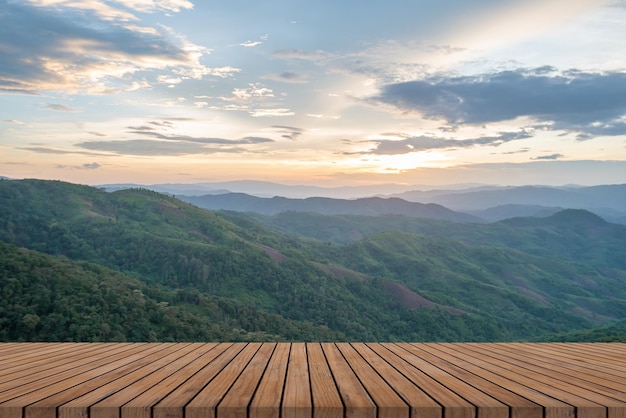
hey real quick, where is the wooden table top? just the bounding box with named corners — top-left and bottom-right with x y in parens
top-left (0, 343), bottom-right (625, 418)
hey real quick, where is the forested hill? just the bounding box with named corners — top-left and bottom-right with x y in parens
top-left (1, 179), bottom-right (626, 342)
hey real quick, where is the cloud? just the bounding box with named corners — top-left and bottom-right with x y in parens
top-left (19, 146), bottom-right (110, 156)
top-left (261, 72), bottom-right (309, 84)
top-left (126, 130), bottom-right (274, 144)
top-left (240, 41), bottom-right (263, 48)
top-left (45, 103), bottom-right (77, 112)
top-left (532, 153), bottom-right (564, 160)
top-left (75, 129), bottom-right (274, 156)
top-left (81, 162), bottom-right (101, 169)
top-left (20, 147), bottom-right (75, 154)
top-left (250, 108), bottom-right (294, 117)
top-left (87, 131), bottom-right (107, 137)
top-left (273, 49), bottom-right (333, 62)
top-left (354, 130), bottom-right (533, 156)
top-left (238, 34), bottom-right (268, 48)
top-left (113, 0), bottom-right (194, 14)
top-left (75, 139), bottom-right (248, 156)
top-left (371, 68), bottom-right (626, 139)
top-left (0, 1), bottom-right (218, 94)
top-left (4, 119), bottom-right (25, 125)
top-left (271, 125), bottom-right (304, 141)
top-left (230, 83), bottom-right (274, 101)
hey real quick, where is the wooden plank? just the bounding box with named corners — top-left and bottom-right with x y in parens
top-left (414, 343), bottom-right (573, 418)
top-left (23, 344), bottom-right (188, 418)
top-left (282, 343), bottom-right (312, 418)
top-left (436, 343), bottom-right (608, 418)
top-left (498, 343), bottom-right (626, 385)
top-left (460, 343), bottom-right (626, 417)
top-left (488, 343), bottom-right (626, 389)
top-left (249, 343), bottom-right (291, 418)
top-left (152, 343), bottom-right (245, 418)
top-left (185, 343), bottom-right (262, 418)
top-left (102, 343), bottom-right (232, 418)
top-left (335, 343), bottom-right (408, 418)
top-left (217, 343), bottom-right (276, 418)
top-left (379, 343), bottom-right (475, 418)
top-left (58, 343), bottom-right (217, 418)
top-left (353, 344), bottom-right (440, 418)
top-left (0, 344), bottom-right (87, 369)
top-left (307, 343), bottom-right (342, 418)
top-left (0, 344), bottom-right (149, 403)
top-left (0, 343), bottom-right (172, 418)
top-left (118, 343), bottom-right (228, 418)
top-left (398, 343), bottom-right (509, 418)
top-left (402, 344), bottom-right (543, 418)
top-left (534, 343), bottom-right (626, 372)
top-left (0, 344), bottom-right (121, 382)
top-left (321, 343), bottom-right (375, 418)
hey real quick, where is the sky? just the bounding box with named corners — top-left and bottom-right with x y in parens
top-left (1, 0), bottom-right (626, 188)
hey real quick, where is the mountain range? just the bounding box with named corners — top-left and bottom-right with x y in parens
top-left (99, 181), bottom-right (626, 224)
top-left (1, 178), bottom-right (626, 342)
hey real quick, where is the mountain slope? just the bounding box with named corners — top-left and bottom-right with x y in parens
top-left (180, 193), bottom-right (482, 222)
top-left (0, 241), bottom-right (346, 341)
top-left (249, 209), bottom-right (626, 269)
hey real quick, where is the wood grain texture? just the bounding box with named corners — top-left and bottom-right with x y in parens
top-left (0, 343), bottom-right (624, 418)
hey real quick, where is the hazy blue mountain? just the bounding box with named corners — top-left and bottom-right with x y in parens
top-left (180, 193), bottom-right (483, 223)
top-left (394, 184), bottom-right (626, 212)
top-left (99, 180), bottom-right (431, 199)
top-left (467, 204), bottom-right (563, 222)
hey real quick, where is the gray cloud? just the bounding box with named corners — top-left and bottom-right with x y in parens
top-left (532, 154), bottom-right (564, 160)
top-left (46, 103), bottom-right (77, 112)
top-left (75, 139), bottom-right (248, 156)
top-left (271, 125), bottom-right (304, 141)
top-left (261, 72), bottom-right (309, 84)
top-left (76, 129), bottom-right (274, 156)
top-left (0, 1), bottom-right (208, 94)
top-left (20, 146), bottom-right (110, 156)
top-left (357, 130), bottom-right (533, 155)
top-left (82, 162), bottom-right (101, 169)
top-left (20, 147), bottom-right (74, 154)
top-left (372, 68), bottom-right (626, 139)
top-left (126, 130), bottom-right (274, 145)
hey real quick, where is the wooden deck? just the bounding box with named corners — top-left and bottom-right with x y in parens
top-left (0, 343), bottom-right (625, 418)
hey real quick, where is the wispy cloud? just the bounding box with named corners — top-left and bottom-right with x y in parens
top-left (271, 125), bottom-right (304, 141)
top-left (350, 130), bottom-right (533, 156)
top-left (261, 72), bottom-right (309, 84)
top-left (81, 162), bottom-right (101, 169)
top-left (532, 153), bottom-right (564, 160)
top-left (45, 103), bottom-right (78, 112)
top-left (75, 139), bottom-right (249, 156)
top-left (75, 127), bottom-right (274, 156)
top-left (125, 130), bottom-right (274, 145)
top-left (250, 108), bottom-right (294, 117)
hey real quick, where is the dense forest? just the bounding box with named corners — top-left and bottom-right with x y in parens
top-left (1, 179), bottom-right (625, 342)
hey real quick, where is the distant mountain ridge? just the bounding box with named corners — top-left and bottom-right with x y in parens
top-left (97, 181), bottom-right (626, 224)
top-left (180, 193), bottom-right (483, 223)
top-left (394, 184), bottom-right (626, 213)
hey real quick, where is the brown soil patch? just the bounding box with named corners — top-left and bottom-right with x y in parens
top-left (257, 244), bottom-right (288, 263)
top-left (383, 281), bottom-right (465, 315)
